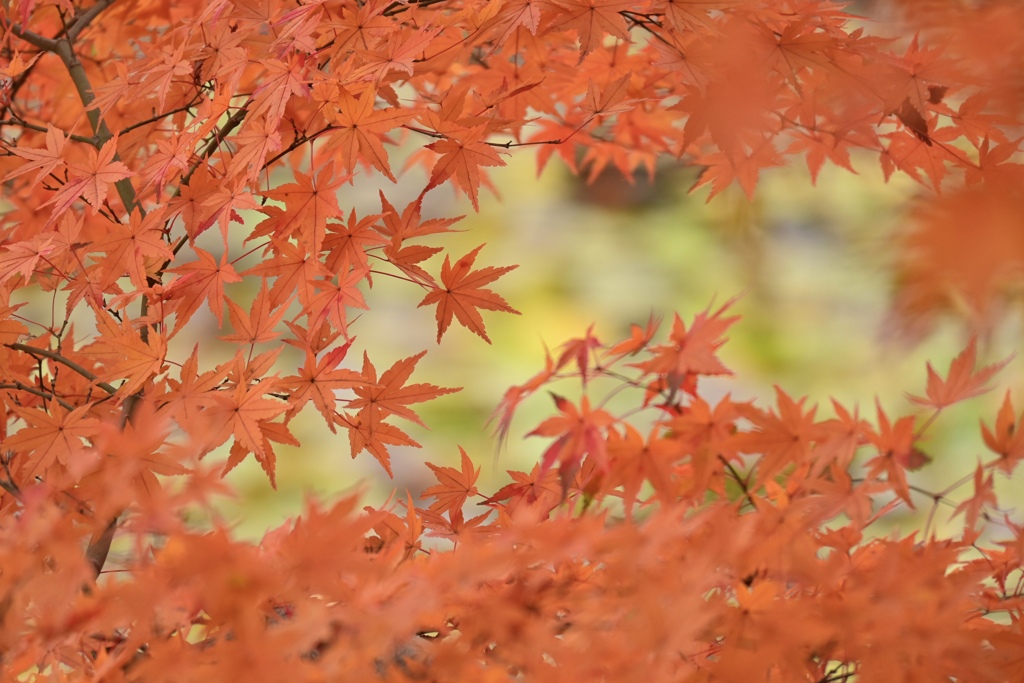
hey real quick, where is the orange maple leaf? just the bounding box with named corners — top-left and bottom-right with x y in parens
top-left (81, 312), bottom-right (167, 400)
top-left (351, 24), bottom-right (443, 84)
top-left (220, 279), bottom-right (292, 346)
top-left (243, 238), bottom-right (330, 311)
top-left (377, 192), bottom-right (463, 242)
top-left (42, 136), bottom-right (131, 221)
top-left (864, 401), bottom-right (929, 506)
top-left (630, 298), bottom-right (739, 398)
top-left (164, 247), bottom-right (243, 330)
top-left (279, 339), bottom-right (364, 429)
top-left (348, 351), bottom-right (459, 426)
top-left (91, 208), bottom-right (174, 290)
top-left (3, 122), bottom-right (66, 186)
top-left (6, 401), bottom-right (98, 478)
top-left (300, 258), bottom-right (370, 339)
top-left (982, 391), bottom-right (1024, 475)
top-left (529, 393), bottom-right (616, 491)
top-left (424, 127), bottom-right (507, 211)
top-left (907, 337), bottom-right (1012, 410)
top-left (422, 447), bottom-right (480, 514)
top-left (342, 351), bottom-right (460, 475)
top-left (418, 244), bottom-right (520, 344)
top-left (550, 0), bottom-right (633, 62)
top-left (605, 424), bottom-right (679, 519)
top-left (208, 359), bottom-right (289, 466)
top-left (259, 162), bottom-right (348, 254)
top-left (325, 87), bottom-right (413, 181)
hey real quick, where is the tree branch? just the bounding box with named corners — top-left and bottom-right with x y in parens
top-left (0, 382), bottom-right (76, 411)
top-left (0, 116), bottom-right (98, 144)
top-left (10, 0), bottom-right (140, 217)
top-left (6, 343), bottom-right (117, 395)
top-left (65, 0), bottom-right (117, 43)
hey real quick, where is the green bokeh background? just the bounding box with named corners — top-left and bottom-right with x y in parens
top-left (212, 148), bottom-right (1024, 541)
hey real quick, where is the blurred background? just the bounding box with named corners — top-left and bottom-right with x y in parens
top-left (216, 143), bottom-right (1024, 540)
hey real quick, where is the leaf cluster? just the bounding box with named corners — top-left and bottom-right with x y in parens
top-left (0, 0), bottom-right (1021, 680)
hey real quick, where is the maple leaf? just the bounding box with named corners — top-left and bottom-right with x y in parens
top-left (692, 143), bottom-right (784, 201)
top-left (630, 299), bottom-right (739, 399)
top-left (0, 303), bottom-right (29, 346)
top-left (225, 117), bottom-right (283, 182)
top-left (424, 127), bottom-right (508, 211)
top-left (259, 162), bottom-right (349, 255)
top-left (907, 338), bottom-right (1012, 410)
top-left (164, 248), bottom-right (243, 331)
top-left (81, 311), bottom-right (168, 400)
top-left (42, 136), bottom-right (131, 221)
top-left (300, 258), bottom-right (370, 339)
top-left (3, 123), bottom-right (66, 186)
top-left (342, 408), bottom-right (420, 477)
top-left (325, 87), bottom-right (413, 181)
top-left (384, 241), bottom-right (443, 286)
top-left (605, 424), bottom-right (679, 519)
top-left (222, 418), bottom-right (298, 489)
top-left (323, 209), bottom-right (387, 275)
top-left (220, 279), bottom-right (292, 346)
top-left (250, 53), bottom-right (313, 126)
top-left (486, 0), bottom-right (543, 46)
top-left (342, 351), bottom-right (460, 475)
top-left (864, 401), bottom-right (930, 506)
top-left (606, 314), bottom-right (661, 357)
top-left (0, 233), bottom-right (61, 287)
top-left (243, 238), bottom-right (330, 311)
top-left (421, 447), bottom-right (480, 514)
top-left (90, 208), bottom-right (174, 291)
top-left (555, 324), bottom-right (602, 385)
top-left (482, 463), bottom-right (563, 513)
top-left (6, 401), bottom-right (98, 478)
top-left (162, 345), bottom-right (231, 430)
top-left (348, 351), bottom-right (459, 426)
top-left (201, 178), bottom-right (263, 249)
top-left (582, 72), bottom-right (642, 119)
top-left (377, 192), bottom-right (463, 242)
top-left (278, 339), bottom-right (365, 429)
top-left (981, 391), bottom-right (1024, 475)
top-left (735, 387), bottom-right (826, 487)
top-left (417, 244), bottom-right (520, 344)
top-left (529, 393), bottom-right (616, 492)
top-left (351, 24), bottom-right (443, 84)
top-left (420, 505), bottom-right (491, 543)
top-left (550, 0), bottom-right (633, 62)
top-left (207, 358), bottom-right (289, 465)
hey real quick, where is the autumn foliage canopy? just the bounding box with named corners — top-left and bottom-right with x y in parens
top-left (0, 0), bottom-right (1023, 680)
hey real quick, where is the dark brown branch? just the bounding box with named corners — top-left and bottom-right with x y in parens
top-left (65, 0), bottom-right (118, 43)
top-left (6, 343), bottom-right (118, 395)
top-left (0, 116), bottom-right (98, 144)
top-left (117, 96), bottom-right (206, 137)
top-left (0, 382), bottom-right (76, 411)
